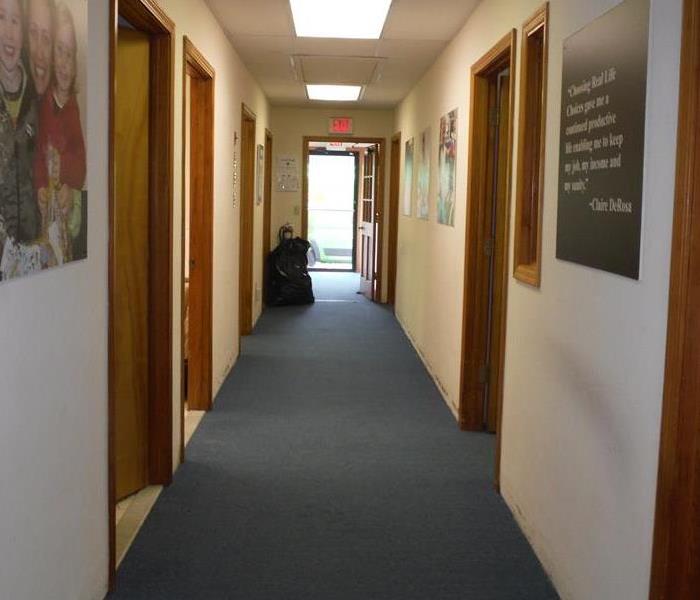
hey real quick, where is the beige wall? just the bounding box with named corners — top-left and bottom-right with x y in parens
top-left (269, 107), bottom-right (395, 300)
top-left (0, 3), bottom-right (110, 599)
top-left (0, 1), bottom-right (272, 597)
top-left (394, 0), bottom-right (681, 598)
top-left (157, 0), bottom-right (271, 469)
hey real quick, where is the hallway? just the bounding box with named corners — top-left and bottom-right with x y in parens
top-left (110, 273), bottom-right (556, 599)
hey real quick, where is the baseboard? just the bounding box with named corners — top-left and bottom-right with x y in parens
top-left (394, 311), bottom-right (460, 422)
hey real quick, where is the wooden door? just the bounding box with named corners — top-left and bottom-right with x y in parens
top-left (114, 28), bottom-right (150, 501)
top-left (484, 69), bottom-right (511, 432)
top-left (239, 107), bottom-right (256, 336)
top-left (359, 145), bottom-right (378, 299)
top-left (185, 64), bottom-right (214, 412)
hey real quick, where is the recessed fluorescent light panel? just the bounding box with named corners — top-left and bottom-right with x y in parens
top-left (290, 0), bottom-right (392, 39)
top-left (306, 84), bottom-right (362, 101)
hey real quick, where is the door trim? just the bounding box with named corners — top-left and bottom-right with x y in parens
top-left (262, 129), bottom-right (273, 300)
top-left (458, 31), bottom-right (516, 489)
top-left (179, 36), bottom-right (215, 464)
top-left (387, 132), bottom-right (401, 306)
top-left (650, 0), bottom-right (700, 596)
top-left (239, 103), bottom-right (257, 336)
top-left (108, 0), bottom-right (175, 589)
top-left (301, 136), bottom-right (386, 300)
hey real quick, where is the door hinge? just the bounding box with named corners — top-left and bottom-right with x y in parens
top-left (478, 364), bottom-right (491, 385)
top-left (484, 237), bottom-right (495, 257)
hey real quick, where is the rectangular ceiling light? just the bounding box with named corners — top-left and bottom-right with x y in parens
top-left (307, 84), bottom-right (362, 101)
top-left (290, 0), bottom-right (392, 39)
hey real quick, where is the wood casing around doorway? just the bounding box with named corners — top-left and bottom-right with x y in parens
top-left (458, 30), bottom-right (516, 489)
top-left (108, 0), bottom-right (175, 590)
top-left (180, 36), bottom-right (215, 444)
top-left (650, 0), bottom-right (700, 596)
top-left (387, 133), bottom-right (401, 306)
top-left (239, 104), bottom-right (256, 336)
top-left (301, 136), bottom-right (386, 301)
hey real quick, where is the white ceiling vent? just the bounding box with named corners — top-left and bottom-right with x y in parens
top-left (298, 56), bottom-right (383, 85)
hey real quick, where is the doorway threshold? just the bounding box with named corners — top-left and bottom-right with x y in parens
top-left (115, 485), bottom-right (162, 567)
top-left (116, 408), bottom-right (207, 568)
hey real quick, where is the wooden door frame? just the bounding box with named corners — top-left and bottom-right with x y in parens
top-left (239, 103), bottom-right (256, 336)
top-left (262, 129), bottom-right (273, 300)
top-left (387, 132), bottom-right (401, 306)
top-left (179, 36), bottom-right (215, 464)
top-left (108, 0), bottom-right (175, 589)
top-left (301, 136), bottom-right (386, 300)
top-left (458, 31), bottom-right (516, 490)
top-left (650, 0), bottom-right (700, 596)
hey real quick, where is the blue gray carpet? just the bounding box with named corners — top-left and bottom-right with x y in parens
top-left (109, 272), bottom-right (558, 599)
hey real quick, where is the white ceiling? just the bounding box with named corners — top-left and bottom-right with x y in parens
top-left (204, 0), bottom-right (481, 108)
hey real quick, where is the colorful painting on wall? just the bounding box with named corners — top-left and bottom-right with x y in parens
top-left (438, 109), bottom-right (457, 226)
top-left (256, 144), bottom-right (264, 205)
top-left (0, 0), bottom-right (87, 283)
top-left (416, 127), bottom-right (431, 220)
top-left (402, 137), bottom-right (414, 216)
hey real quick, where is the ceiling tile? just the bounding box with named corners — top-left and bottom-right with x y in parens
top-left (383, 0), bottom-right (480, 41)
top-left (204, 0), bottom-right (480, 107)
top-left (207, 0), bottom-right (293, 36)
top-left (293, 38), bottom-right (380, 57)
top-left (300, 56), bottom-right (381, 85)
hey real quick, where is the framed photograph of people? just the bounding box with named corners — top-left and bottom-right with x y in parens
top-left (0, 0), bottom-right (87, 283)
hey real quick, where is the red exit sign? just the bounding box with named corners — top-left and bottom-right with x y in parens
top-left (329, 117), bottom-right (353, 135)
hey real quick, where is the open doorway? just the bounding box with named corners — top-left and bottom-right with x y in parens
top-left (307, 146), bottom-right (358, 271)
top-left (302, 137), bottom-right (385, 299)
top-left (180, 37), bottom-right (215, 464)
top-left (108, 0), bottom-right (174, 588)
top-left (459, 31), bottom-right (516, 489)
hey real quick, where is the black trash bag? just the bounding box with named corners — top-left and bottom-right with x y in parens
top-left (266, 235), bottom-right (315, 306)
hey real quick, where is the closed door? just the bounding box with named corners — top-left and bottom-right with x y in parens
top-left (359, 145), bottom-right (379, 299)
top-left (114, 28), bottom-right (150, 501)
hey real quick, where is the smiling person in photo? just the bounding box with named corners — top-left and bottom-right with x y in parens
top-left (0, 0), bottom-right (40, 278)
top-left (33, 1), bottom-right (84, 264)
top-left (27, 0), bottom-right (54, 98)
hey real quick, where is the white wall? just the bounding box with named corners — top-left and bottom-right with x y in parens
top-left (0, 2), bottom-right (110, 598)
top-left (157, 0), bottom-right (271, 468)
top-left (393, 0), bottom-right (681, 598)
top-left (269, 107), bottom-right (395, 300)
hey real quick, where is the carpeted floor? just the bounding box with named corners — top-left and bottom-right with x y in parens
top-left (109, 272), bottom-right (558, 599)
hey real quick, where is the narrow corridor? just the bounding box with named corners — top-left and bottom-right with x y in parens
top-left (109, 273), bottom-right (556, 599)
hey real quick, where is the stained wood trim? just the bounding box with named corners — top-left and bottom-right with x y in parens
top-left (301, 136), bottom-right (387, 300)
top-left (374, 140), bottom-right (386, 303)
top-left (179, 36), bottom-right (215, 467)
top-left (183, 36), bottom-right (214, 79)
top-left (262, 129), bottom-right (273, 300)
top-left (513, 3), bottom-right (548, 288)
top-left (239, 104), bottom-right (256, 336)
top-left (108, 0), bottom-right (174, 589)
top-left (119, 0), bottom-right (174, 32)
top-left (387, 132), bottom-right (401, 305)
top-left (458, 30), bottom-right (517, 491)
top-left (242, 103), bottom-right (257, 122)
top-left (650, 0), bottom-right (700, 596)
top-left (107, 2), bottom-right (117, 587)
